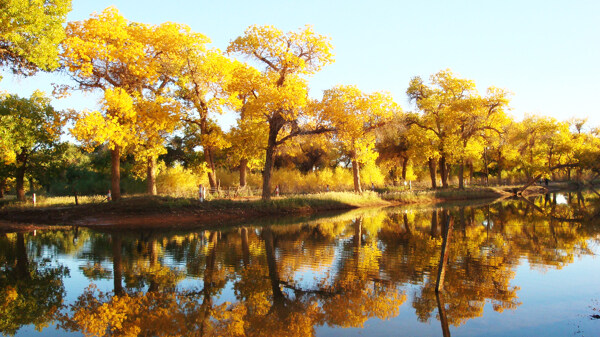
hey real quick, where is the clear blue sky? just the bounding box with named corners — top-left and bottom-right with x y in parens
top-left (2, 0), bottom-right (599, 130)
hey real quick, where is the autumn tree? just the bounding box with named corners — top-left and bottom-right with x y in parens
top-left (453, 88), bottom-right (510, 188)
top-left (406, 70), bottom-right (476, 188)
top-left (226, 119), bottom-right (266, 187)
top-left (0, 91), bottom-right (64, 200)
top-left (0, 0), bottom-right (71, 76)
top-left (375, 114), bottom-right (412, 184)
top-left (511, 115), bottom-right (568, 180)
top-left (321, 85), bottom-right (398, 192)
top-left (175, 45), bottom-right (241, 190)
top-left (407, 69), bottom-right (510, 188)
top-left (227, 25), bottom-right (334, 200)
top-left (61, 7), bottom-right (199, 199)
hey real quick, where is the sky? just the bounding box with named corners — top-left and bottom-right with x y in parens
top-left (2, 0), bottom-right (599, 131)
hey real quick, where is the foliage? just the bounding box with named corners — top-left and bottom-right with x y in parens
top-left (156, 164), bottom-right (207, 198)
top-left (227, 24), bottom-right (335, 199)
top-left (0, 0), bottom-right (71, 76)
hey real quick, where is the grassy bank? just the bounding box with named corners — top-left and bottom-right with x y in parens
top-left (0, 192), bottom-right (389, 226)
top-left (380, 186), bottom-right (511, 204)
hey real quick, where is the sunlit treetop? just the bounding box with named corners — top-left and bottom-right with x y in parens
top-left (0, 0), bottom-right (72, 76)
top-left (227, 24), bottom-right (334, 80)
top-left (60, 6), bottom-right (209, 95)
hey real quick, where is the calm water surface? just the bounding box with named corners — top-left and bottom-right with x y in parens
top-left (2, 192), bottom-right (600, 336)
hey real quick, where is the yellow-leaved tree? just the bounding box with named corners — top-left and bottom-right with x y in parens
top-left (321, 85), bottom-right (398, 192)
top-left (61, 7), bottom-right (203, 199)
top-left (407, 69), bottom-right (510, 188)
top-left (227, 25), bottom-right (334, 200)
top-left (176, 47), bottom-right (241, 190)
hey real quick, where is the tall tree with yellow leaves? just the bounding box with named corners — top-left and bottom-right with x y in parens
top-left (61, 7), bottom-right (201, 199)
top-left (176, 48), bottom-right (241, 190)
top-left (321, 85), bottom-right (397, 192)
top-left (227, 25), bottom-right (335, 200)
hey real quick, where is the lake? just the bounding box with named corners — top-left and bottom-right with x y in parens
top-left (1, 192), bottom-right (600, 336)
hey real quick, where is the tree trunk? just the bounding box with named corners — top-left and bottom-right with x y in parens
top-left (112, 233), bottom-right (124, 296)
top-left (428, 158), bottom-right (437, 189)
top-left (497, 167), bottom-right (503, 185)
top-left (468, 162), bottom-right (474, 186)
top-left (110, 146), bottom-right (121, 201)
top-left (354, 217), bottom-right (363, 247)
top-left (0, 179), bottom-right (4, 198)
top-left (352, 157), bottom-right (362, 193)
top-left (15, 151), bottom-right (28, 201)
top-left (440, 155), bottom-right (448, 188)
top-left (264, 227), bottom-right (285, 305)
top-left (16, 233), bottom-right (30, 280)
top-left (261, 115), bottom-right (284, 200)
top-left (28, 178), bottom-right (34, 195)
top-left (146, 156), bottom-right (157, 195)
top-left (199, 231), bottom-right (218, 336)
top-left (458, 160), bottom-right (465, 189)
top-left (430, 209), bottom-right (438, 238)
top-left (15, 164), bottom-right (26, 201)
top-left (241, 227), bottom-right (250, 266)
top-left (401, 156), bottom-right (408, 180)
top-left (204, 147), bottom-right (218, 190)
top-left (148, 239), bottom-right (159, 292)
top-left (239, 159), bottom-right (248, 188)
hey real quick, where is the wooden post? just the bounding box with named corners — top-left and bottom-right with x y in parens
top-left (435, 213), bottom-right (453, 293)
top-left (436, 291), bottom-right (451, 337)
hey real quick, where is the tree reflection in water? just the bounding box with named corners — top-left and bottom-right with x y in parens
top-left (2, 192), bottom-right (599, 336)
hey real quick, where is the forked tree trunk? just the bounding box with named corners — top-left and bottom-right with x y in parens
top-left (111, 146), bottom-right (121, 201)
top-left (239, 159), bottom-right (248, 187)
top-left (205, 147), bottom-right (218, 190)
top-left (428, 158), bottom-right (437, 189)
top-left (262, 117), bottom-right (283, 201)
top-left (262, 145), bottom-right (276, 200)
top-left (440, 155), bottom-right (448, 188)
top-left (401, 156), bottom-right (408, 180)
top-left (146, 156), bottom-right (157, 195)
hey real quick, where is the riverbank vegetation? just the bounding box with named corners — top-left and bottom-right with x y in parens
top-left (1, 3), bottom-right (600, 208)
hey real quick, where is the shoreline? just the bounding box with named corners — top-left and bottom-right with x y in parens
top-left (0, 184), bottom-right (587, 231)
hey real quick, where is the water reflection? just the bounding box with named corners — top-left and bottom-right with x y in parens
top-left (1, 192), bottom-right (600, 336)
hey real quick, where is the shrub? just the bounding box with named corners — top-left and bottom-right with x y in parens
top-left (156, 165), bottom-right (207, 198)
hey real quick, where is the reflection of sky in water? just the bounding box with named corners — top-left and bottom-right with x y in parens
top-left (556, 194), bottom-right (568, 205)
top-left (4, 195), bottom-right (600, 337)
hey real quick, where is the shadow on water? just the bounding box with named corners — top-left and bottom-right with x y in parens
top-left (1, 191), bottom-right (600, 336)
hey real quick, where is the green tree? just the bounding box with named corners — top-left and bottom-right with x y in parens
top-left (0, 91), bottom-right (64, 200)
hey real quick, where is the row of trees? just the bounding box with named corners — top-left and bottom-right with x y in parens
top-left (1, 4), bottom-right (599, 201)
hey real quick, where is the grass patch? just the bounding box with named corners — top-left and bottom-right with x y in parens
top-left (0, 194), bottom-right (107, 210)
top-left (1, 191), bottom-right (387, 214)
top-left (380, 187), bottom-right (508, 204)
